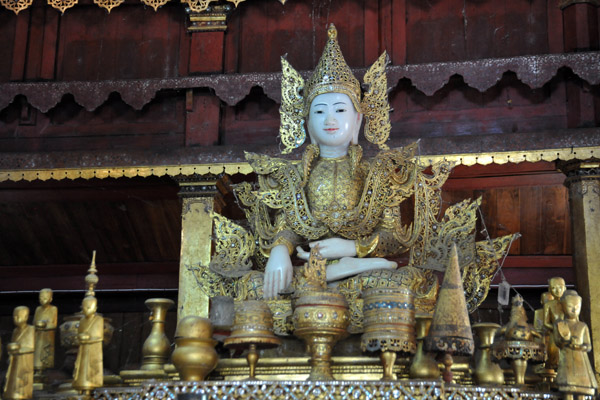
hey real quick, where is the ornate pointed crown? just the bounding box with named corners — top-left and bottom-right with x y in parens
top-left (304, 25), bottom-right (361, 113)
top-left (279, 24), bottom-right (391, 154)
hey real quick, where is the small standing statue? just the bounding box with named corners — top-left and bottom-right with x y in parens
top-left (72, 296), bottom-right (104, 395)
top-left (554, 290), bottom-right (598, 399)
top-left (4, 306), bottom-right (35, 400)
top-left (543, 277), bottom-right (566, 370)
top-left (34, 288), bottom-right (58, 374)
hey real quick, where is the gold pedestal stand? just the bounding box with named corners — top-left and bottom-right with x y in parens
top-left (292, 291), bottom-right (350, 381)
top-left (224, 300), bottom-right (281, 380)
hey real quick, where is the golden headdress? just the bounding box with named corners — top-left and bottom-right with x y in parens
top-left (279, 24), bottom-right (391, 154)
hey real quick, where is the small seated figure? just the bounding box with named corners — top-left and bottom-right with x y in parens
top-left (4, 306), bottom-right (35, 400)
top-left (554, 290), bottom-right (598, 399)
top-left (72, 296), bottom-right (104, 394)
top-left (544, 277), bottom-right (566, 370)
top-left (33, 288), bottom-right (58, 373)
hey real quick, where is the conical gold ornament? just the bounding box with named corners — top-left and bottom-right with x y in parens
top-left (425, 243), bottom-right (474, 382)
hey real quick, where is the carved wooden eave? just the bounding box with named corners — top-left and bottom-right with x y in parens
top-left (1, 142), bottom-right (598, 183)
top-left (0, 0), bottom-right (287, 16)
top-left (0, 52), bottom-right (598, 113)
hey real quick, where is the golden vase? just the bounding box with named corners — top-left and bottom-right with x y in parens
top-left (472, 322), bottom-right (504, 385)
top-left (172, 316), bottom-right (218, 381)
top-left (409, 313), bottom-right (440, 379)
top-left (141, 298), bottom-right (174, 371)
top-left (292, 291), bottom-right (350, 381)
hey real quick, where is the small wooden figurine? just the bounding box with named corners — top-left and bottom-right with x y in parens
top-left (4, 306), bottom-right (35, 400)
top-left (554, 290), bottom-right (598, 399)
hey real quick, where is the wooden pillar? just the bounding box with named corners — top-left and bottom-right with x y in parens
top-left (561, 160), bottom-right (600, 377)
top-left (561, 1), bottom-right (600, 128)
top-left (176, 175), bottom-right (219, 321)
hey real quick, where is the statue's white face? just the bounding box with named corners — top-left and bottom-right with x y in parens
top-left (307, 93), bottom-right (362, 155)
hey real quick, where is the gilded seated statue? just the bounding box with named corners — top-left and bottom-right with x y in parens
top-left (202, 24), bottom-right (515, 334)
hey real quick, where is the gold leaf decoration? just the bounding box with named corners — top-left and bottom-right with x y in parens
top-left (47, 0), bottom-right (77, 13)
top-left (141, 0), bottom-right (168, 11)
top-left (93, 0), bottom-right (124, 13)
top-left (0, 0), bottom-right (32, 14)
top-left (228, 0), bottom-right (245, 7)
top-left (182, 0), bottom-right (211, 13)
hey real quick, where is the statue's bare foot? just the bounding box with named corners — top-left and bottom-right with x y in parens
top-left (326, 257), bottom-right (397, 282)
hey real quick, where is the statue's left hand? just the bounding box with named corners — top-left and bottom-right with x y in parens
top-left (296, 238), bottom-right (357, 260)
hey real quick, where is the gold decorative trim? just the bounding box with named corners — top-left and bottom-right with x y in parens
top-left (1, 146), bottom-right (597, 183)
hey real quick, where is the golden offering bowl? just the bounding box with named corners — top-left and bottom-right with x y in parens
top-left (172, 316), bottom-right (218, 381)
top-left (292, 290), bottom-right (350, 381)
top-left (361, 287), bottom-right (416, 380)
top-left (492, 339), bottom-right (545, 385)
top-left (224, 300), bottom-right (281, 380)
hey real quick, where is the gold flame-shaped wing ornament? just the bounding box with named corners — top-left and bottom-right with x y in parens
top-left (279, 57), bottom-right (306, 155)
top-left (361, 51), bottom-right (391, 150)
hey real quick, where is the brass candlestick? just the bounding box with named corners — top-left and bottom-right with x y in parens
top-left (224, 300), bottom-right (281, 380)
top-left (409, 313), bottom-right (440, 379)
top-left (361, 287), bottom-right (416, 380)
top-left (472, 322), bottom-right (504, 385)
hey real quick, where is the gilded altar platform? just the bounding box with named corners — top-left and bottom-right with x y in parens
top-left (92, 380), bottom-right (561, 400)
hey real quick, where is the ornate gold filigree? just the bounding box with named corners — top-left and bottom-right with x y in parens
top-left (93, 0), bottom-right (123, 13)
top-left (2, 146), bottom-right (597, 183)
top-left (279, 57), bottom-right (306, 154)
top-left (0, 0), bottom-right (32, 14)
top-left (208, 212), bottom-right (255, 278)
top-left (186, 263), bottom-right (235, 298)
top-left (141, 0), bottom-right (168, 11)
top-left (418, 198), bottom-right (478, 272)
top-left (361, 51), bottom-right (391, 150)
top-left (303, 25), bottom-right (362, 113)
top-left (47, 0), bottom-right (77, 13)
top-left (183, 0), bottom-right (211, 13)
top-left (463, 233), bottom-right (519, 312)
top-left (94, 379), bottom-right (563, 400)
top-left (293, 246), bottom-right (327, 293)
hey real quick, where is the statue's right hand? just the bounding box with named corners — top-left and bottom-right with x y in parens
top-left (78, 333), bottom-right (91, 343)
top-left (264, 244), bottom-right (293, 300)
top-left (7, 342), bottom-right (19, 354)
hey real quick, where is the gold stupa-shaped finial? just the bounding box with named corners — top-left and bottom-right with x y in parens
top-left (425, 243), bottom-right (474, 382)
top-left (85, 250), bottom-right (99, 298)
top-left (426, 243), bottom-right (474, 354)
top-left (304, 24), bottom-right (361, 113)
